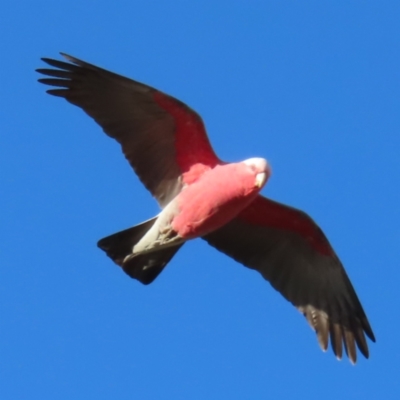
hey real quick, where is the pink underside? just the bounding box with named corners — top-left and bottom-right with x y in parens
top-left (238, 196), bottom-right (334, 256)
top-left (153, 91), bottom-right (221, 184)
top-left (172, 164), bottom-right (262, 239)
top-left (153, 92), bottom-right (331, 256)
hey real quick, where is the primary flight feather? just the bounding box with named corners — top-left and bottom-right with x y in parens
top-left (37, 53), bottom-right (375, 363)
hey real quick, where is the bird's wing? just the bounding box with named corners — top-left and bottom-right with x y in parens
top-left (203, 195), bottom-right (375, 363)
top-left (37, 54), bottom-right (220, 207)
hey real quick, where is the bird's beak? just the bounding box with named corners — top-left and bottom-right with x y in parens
top-left (255, 172), bottom-right (267, 189)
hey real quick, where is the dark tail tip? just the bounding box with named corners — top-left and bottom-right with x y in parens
top-left (97, 218), bottom-right (183, 284)
top-left (122, 244), bottom-right (184, 285)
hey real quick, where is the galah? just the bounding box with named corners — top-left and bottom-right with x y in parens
top-left (37, 53), bottom-right (375, 364)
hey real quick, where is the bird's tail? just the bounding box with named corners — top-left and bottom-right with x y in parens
top-left (97, 217), bottom-right (183, 284)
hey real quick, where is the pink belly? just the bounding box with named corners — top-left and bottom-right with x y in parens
top-left (171, 164), bottom-right (262, 239)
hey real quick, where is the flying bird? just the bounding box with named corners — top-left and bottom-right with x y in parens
top-left (37, 53), bottom-right (375, 364)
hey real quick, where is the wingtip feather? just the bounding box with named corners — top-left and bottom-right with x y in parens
top-left (343, 329), bottom-right (357, 364)
top-left (60, 52), bottom-right (75, 62)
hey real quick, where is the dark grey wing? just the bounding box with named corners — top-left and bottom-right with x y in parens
top-left (203, 195), bottom-right (375, 363)
top-left (37, 53), bottom-right (220, 207)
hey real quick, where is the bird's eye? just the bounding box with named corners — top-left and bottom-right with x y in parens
top-left (249, 164), bottom-right (257, 172)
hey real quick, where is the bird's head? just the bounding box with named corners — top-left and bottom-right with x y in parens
top-left (243, 157), bottom-right (271, 190)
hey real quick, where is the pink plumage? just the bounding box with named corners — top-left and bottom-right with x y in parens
top-left (172, 160), bottom-right (270, 238)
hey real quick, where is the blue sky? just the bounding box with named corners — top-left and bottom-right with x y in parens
top-left (1, 1), bottom-right (399, 399)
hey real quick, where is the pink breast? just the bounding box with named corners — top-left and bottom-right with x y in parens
top-left (171, 163), bottom-right (262, 239)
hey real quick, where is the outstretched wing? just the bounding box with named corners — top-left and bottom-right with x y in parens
top-left (37, 53), bottom-right (220, 207)
top-left (204, 195), bottom-right (375, 363)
